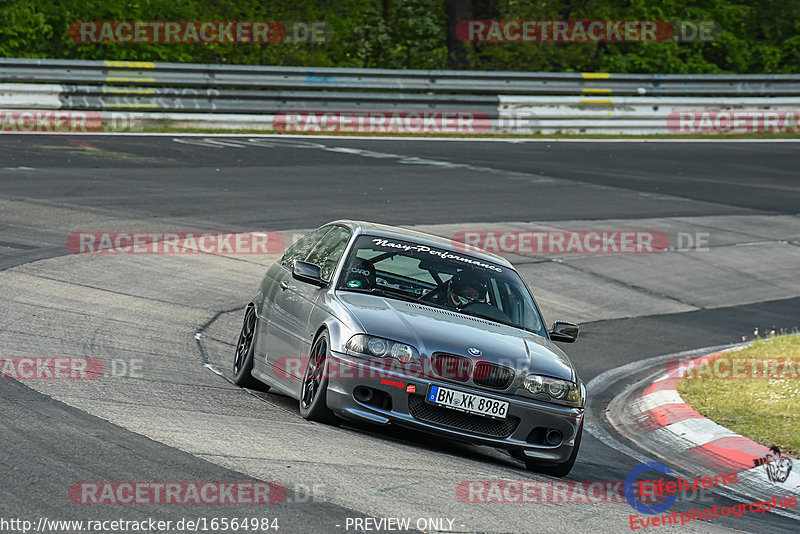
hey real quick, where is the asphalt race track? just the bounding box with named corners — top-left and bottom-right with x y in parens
top-left (1, 134), bottom-right (799, 534)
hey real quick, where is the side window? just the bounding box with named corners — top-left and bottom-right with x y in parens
top-left (305, 226), bottom-right (352, 280)
top-left (280, 226), bottom-right (332, 267)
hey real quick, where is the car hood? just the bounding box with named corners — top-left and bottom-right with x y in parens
top-left (337, 292), bottom-right (576, 382)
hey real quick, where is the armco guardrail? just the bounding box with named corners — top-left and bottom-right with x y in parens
top-left (1, 58), bottom-right (800, 135)
top-left (3, 58), bottom-right (800, 95)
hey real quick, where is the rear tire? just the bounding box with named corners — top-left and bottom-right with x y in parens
top-left (232, 305), bottom-right (269, 391)
top-left (519, 424), bottom-right (582, 478)
top-left (299, 331), bottom-right (340, 426)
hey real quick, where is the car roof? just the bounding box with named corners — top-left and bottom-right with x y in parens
top-left (326, 220), bottom-right (513, 268)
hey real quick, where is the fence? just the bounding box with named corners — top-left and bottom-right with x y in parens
top-left (2, 58), bottom-right (799, 134)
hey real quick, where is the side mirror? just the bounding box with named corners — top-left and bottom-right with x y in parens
top-left (550, 321), bottom-right (579, 343)
top-left (292, 261), bottom-right (327, 287)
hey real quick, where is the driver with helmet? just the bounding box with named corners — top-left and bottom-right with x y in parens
top-left (446, 271), bottom-right (488, 308)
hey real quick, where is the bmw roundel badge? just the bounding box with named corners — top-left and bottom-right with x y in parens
top-left (468, 347), bottom-right (482, 356)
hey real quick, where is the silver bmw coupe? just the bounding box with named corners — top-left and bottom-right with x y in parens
top-left (233, 221), bottom-right (584, 476)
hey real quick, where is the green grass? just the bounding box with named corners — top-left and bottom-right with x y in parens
top-left (678, 334), bottom-right (800, 456)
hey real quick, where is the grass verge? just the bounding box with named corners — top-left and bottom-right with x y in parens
top-left (678, 334), bottom-right (800, 457)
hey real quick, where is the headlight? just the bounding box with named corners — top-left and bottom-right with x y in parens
top-left (522, 374), bottom-right (582, 406)
top-left (346, 334), bottom-right (420, 364)
top-left (390, 343), bottom-right (414, 363)
top-left (368, 337), bottom-right (389, 357)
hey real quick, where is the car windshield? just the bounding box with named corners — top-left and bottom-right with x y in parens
top-left (336, 234), bottom-right (546, 336)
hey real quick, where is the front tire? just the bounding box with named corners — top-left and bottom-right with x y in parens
top-left (232, 305), bottom-right (268, 391)
top-left (299, 330), bottom-right (340, 425)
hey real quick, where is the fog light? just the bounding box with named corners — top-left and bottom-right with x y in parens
top-left (354, 386), bottom-right (373, 403)
top-left (546, 429), bottom-right (563, 446)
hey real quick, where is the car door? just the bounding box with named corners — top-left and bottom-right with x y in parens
top-left (294, 225), bottom-right (352, 356)
top-left (265, 225), bottom-right (351, 388)
top-left (254, 226), bottom-right (332, 377)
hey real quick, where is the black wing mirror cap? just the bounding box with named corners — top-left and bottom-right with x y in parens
top-left (292, 261), bottom-right (327, 287)
top-left (550, 321), bottom-right (579, 343)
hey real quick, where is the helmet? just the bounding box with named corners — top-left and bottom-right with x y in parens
top-left (449, 271), bottom-right (487, 306)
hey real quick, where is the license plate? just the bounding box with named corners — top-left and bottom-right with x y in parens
top-left (427, 385), bottom-right (509, 419)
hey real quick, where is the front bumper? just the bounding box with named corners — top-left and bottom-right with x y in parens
top-left (325, 350), bottom-right (584, 464)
